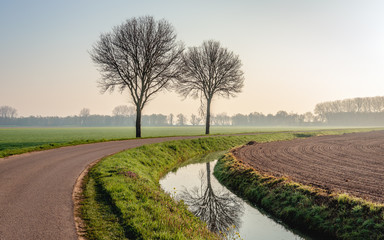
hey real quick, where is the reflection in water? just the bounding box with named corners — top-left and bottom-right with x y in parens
top-left (160, 158), bottom-right (305, 240)
top-left (179, 162), bottom-right (244, 237)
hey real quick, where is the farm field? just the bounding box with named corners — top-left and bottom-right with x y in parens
top-left (232, 130), bottom-right (384, 203)
top-left (0, 126), bottom-right (350, 158)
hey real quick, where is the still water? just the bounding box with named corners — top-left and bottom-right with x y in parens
top-left (160, 157), bottom-right (306, 240)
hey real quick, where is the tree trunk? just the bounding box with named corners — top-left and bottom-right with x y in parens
top-left (206, 162), bottom-right (211, 189)
top-left (135, 107), bottom-right (142, 138)
top-left (205, 98), bottom-right (211, 134)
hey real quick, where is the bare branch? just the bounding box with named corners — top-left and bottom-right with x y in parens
top-left (90, 16), bottom-right (184, 137)
top-left (175, 40), bottom-right (244, 134)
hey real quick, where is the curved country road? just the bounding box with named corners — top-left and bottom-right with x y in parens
top-left (0, 136), bottom-right (200, 240)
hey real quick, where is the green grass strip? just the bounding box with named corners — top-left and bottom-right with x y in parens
top-left (214, 154), bottom-right (384, 239)
top-left (80, 129), bottom-right (378, 239)
top-left (82, 133), bottom-right (302, 239)
top-left (0, 139), bottom-right (113, 158)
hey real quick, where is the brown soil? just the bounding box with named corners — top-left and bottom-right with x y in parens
top-left (232, 131), bottom-right (384, 203)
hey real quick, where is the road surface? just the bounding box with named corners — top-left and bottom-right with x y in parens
top-left (0, 136), bottom-right (198, 240)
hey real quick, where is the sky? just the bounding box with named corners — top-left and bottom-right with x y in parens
top-left (1, 0), bottom-right (384, 117)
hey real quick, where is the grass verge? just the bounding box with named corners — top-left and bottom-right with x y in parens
top-left (81, 133), bottom-right (304, 239)
top-left (214, 153), bottom-right (384, 239)
top-left (0, 139), bottom-right (114, 158)
top-left (80, 129), bottom-right (375, 239)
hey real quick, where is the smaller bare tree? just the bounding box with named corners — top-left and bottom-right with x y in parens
top-left (176, 40), bottom-right (244, 134)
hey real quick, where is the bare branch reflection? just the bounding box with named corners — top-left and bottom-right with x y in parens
top-left (179, 162), bottom-right (244, 237)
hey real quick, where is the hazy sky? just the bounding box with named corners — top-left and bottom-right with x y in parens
top-left (1, 0), bottom-right (384, 117)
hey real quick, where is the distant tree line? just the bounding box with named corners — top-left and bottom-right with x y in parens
top-left (314, 96), bottom-right (384, 126)
top-left (1, 96), bottom-right (383, 127)
top-left (0, 105), bottom-right (189, 127)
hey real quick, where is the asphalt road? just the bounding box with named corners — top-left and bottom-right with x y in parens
top-left (0, 136), bottom-right (198, 240)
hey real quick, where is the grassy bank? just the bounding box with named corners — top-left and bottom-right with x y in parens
top-left (80, 129), bottom-right (375, 239)
top-left (81, 133), bottom-right (304, 239)
top-left (0, 126), bottom-right (366, 158)
top-left (214, 154), bottom-right (384, 239)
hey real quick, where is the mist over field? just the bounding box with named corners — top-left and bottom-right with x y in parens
top-left (1, 96), bottom-right (384, 127)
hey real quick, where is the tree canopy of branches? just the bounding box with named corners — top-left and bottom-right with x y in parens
top-left (90, 16), bottom-right (184, 137)
top-left (176, 40), bottom-right (244, 134)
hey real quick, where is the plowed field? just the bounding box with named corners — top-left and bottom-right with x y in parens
top-left (232, 131), bottom-right (384, 203)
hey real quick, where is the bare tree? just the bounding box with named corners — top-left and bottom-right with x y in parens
top-left (168, 113), bottom-right (174, 126)
top-left (112, 105), bottom-right (135, 117)
top-left (176, 40), bottom-right (244, 134)
top-left (90, 16), bottom-right (184, 137)
top-left (303, 112), bottom-right (315, 123)
top-left (79, 108), bottom-right (90, 126)
top-left (79, 108), bottom-right (90, 117)
top-left (0, 106), bottom-right (17, 118)
top-left (190, 114), bottom-right (202, 126)
top-left (213, 112), bottom-right (230, 125)
top-left (176, 113), bottom-right (187, 126)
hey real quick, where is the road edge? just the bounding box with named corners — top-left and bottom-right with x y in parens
top-left (72, 158), bottom-right (101, 240)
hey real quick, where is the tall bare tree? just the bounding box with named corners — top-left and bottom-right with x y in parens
top-left (176, 40), bottom-right (244, 134)
top-left (90, 16), bottom-right (184, 137)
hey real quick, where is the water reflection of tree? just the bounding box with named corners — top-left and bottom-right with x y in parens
top-left (179, 162), bottom-right (244, 237)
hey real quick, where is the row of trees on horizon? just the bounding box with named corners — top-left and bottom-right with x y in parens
top-left (1, 96), bottom-right (384, 127)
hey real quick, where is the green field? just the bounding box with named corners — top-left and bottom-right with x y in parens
top-left (0, 126), bottom-right (378, 158)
